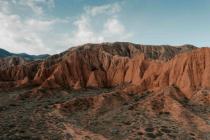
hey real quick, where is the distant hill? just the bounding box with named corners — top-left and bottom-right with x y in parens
top-left (0, 48), bottom-right (49, 60)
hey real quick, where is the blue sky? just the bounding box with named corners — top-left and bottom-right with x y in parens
top-left (0, 0), bottom-right (210, 54)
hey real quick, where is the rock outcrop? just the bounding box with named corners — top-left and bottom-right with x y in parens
top-left (34, 42), bottom-right (200, 98)
top-left (36, 42), bottom-right (197, 91)
top-left (0, 57), bottom-right (41, 88)
top-left (1, 42), bottom-right (209, 98)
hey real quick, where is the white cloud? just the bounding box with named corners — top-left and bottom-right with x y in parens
top-left (0, 1), bottom-right (132, 55)
top-left (85, 3), bottom-right (120, 16)
top-left (0, 0), bottom-right (73, 55)
top-left (23, 1), bottom-right (43, 15)
top-left (69, 15), bottom-right (104, 45)
top-left (13, 0), bottom-right (55, 15)
top-left (25, 19), bottom-right (55, 31)
top-left (25, 18), bottom-right (67, 31)
top-left (0, 0), bottom-right (10, 13)
top-left (104, 18), bottom-right (125, 34)
top-left (69, 3), bottom-right (132, 46)
top-left (0, 12), bottom-right (52, 54)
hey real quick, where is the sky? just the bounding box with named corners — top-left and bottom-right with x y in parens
top-left (0, 0), bottom-right (210, 55)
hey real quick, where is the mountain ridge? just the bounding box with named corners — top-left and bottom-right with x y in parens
top-left (0, 48), bottom-right (49, 61)
top-left (0, 42), bottom-right (201, 93)
top-left (0, 42), bottom-right (210, 139)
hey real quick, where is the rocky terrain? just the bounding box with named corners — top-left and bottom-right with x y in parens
top-left (0, 42), bottom-right (210, 140)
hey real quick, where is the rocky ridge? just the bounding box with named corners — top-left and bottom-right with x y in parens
top-left (1, 42), bottom-right (210, 100)
top-left (1, 42), bottom-right (210, 140)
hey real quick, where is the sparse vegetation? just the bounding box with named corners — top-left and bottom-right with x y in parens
top-left (0, 87), bottom-right (209, 140)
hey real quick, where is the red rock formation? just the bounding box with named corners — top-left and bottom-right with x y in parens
top-left (0, 56), bottom-right (40, 89)
top-left (1, 42), bottom-right (209, 99)
top-left (0, 56), bottom-right (26, 69)
top-left (2, 43), bottom-right (210, 140)
top-left (37, 43), bottom-right (196, 91)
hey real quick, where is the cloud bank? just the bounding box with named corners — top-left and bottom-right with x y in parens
top-left (0, 0), bottom-right (132, 54)
top-left (69, 2), bottom-right (132, 46)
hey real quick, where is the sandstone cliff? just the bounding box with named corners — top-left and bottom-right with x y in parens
top-left (0, 42), bottom-right (205, 99)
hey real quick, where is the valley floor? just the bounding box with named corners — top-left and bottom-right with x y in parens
top-left (0, 87), bottom-right (210, 140)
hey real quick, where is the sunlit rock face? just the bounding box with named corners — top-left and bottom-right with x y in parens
top-left (0, 42), bottom-right (200, 93)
